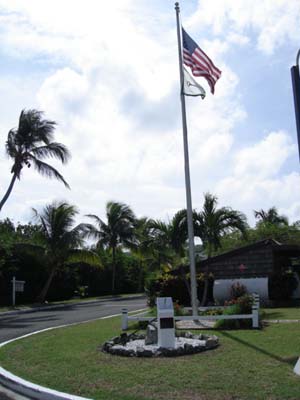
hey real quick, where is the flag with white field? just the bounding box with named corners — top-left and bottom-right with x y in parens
top-left (182, 67), bottom-right (206, 98)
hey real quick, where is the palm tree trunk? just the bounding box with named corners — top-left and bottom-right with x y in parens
top-left (112, 246), bottom-right (116, 294)
top-left (200, 266), bottom-right (209, 306)
top-left (179, 265), bottom-right (191, 300)
top-left (36, 268), bottom-right (56, 303)
top-left (0, 173), bottom-right (18, 212)
top-left (201, 246), bottom-right (212, 306)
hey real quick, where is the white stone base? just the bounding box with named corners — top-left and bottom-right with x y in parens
top-left (294, 357), bottom-right (300, 375)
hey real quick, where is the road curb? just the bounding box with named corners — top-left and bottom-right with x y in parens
top-left (0, 295), bottom-right (146, 318)
top-left (0, 308), bottom-right (147, 400)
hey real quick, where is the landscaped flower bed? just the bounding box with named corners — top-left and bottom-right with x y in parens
top-left (102, 331), bottom-right (219, 357)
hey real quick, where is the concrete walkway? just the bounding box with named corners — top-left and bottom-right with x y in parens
top-left (262, 319), bottom-right (300, 323)
top-left (176, 320), bottom-right (215, 329)
top-left (177, 319), bottom-right (300, 329)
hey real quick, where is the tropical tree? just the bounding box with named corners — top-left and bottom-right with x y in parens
top-left (254, 207), bottom-right (288, 226)
top-left (146, 210), bottom-right (201, 299)
top-left (0, 109), bottom-right (71, 211)
top-left (130, 217), bottom-right (152, 292)
top-left (147, 210), bottom-right (194, 268)
top-left (85, 201), bottom-right (136, 294)
top-left (29, 201), bottom-right (99, 303)
top-left (197, 193), bottom-right (248, 305)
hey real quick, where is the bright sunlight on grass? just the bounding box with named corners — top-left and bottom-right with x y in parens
top-left (261, 307), bottom-right (300, 320)
top-left (0, 315), bottom-right (300, 400)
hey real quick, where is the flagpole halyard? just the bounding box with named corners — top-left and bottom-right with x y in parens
top-left (175, 2), bottom-right (198, 316)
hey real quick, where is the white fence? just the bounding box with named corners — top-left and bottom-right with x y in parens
top-left (121, 294), bottom-right (260, 330)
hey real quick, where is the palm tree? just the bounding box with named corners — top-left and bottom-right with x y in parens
top-left (0, 109), bottom-right (70, 211)
top-left (254, 207), bottom-right (288, 226)
top-left (85, 201), bottom-right (136, 294)
top-left (197, 193), bottom-right (248, 305)
top-left (169, 208), bottom-right (203, 257)
top-left (169, 209), bottom-right (205, 301)
top-left (146, 219), bottom-right (175, 272)
top-left (147, 210), bottom-right (199, 300)
top-left (29, 201), bottom-right (99, 303)
top-left (130, 217), bottom-right (152, 292)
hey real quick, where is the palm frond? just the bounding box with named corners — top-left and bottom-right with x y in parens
top-left (29, 157), bottom-right (70, 189)
top-left (80, 223), bottom-right (102, 240)
top-left (66, 249), bottom-right (102, 267)
top-left (30, 143), bottom-right (71, 164)
top-left (86, 214), bottom-right (106, 227)
top-left (5, 129), bottom-right (18, 158)
top-left (17, 109), bottom-right (56, 145)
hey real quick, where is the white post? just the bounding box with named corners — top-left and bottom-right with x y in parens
top-left (121, 308), bottom-right (128, 330)
top-left (12, 276), bottom-right (16, 307)
top-left (294, 358), bottom-right (300, 375)
top-left (157, 297), bottom-right (175, 349)
top-left (252, 294), bottom-right (259, 328)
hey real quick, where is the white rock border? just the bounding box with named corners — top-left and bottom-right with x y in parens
top-left (0, 309), bottom-right (147, 400)
top-left (102, 332), bottom-right (219, 357)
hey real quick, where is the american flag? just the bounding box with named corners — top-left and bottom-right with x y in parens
top-left (182, 27), bottom-right (221, 94)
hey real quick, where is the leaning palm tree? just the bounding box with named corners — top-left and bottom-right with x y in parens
top-left (254, 207), bottom-right (288, 226)
top-left (197, 193), bottom-right (248, 305)
top-left (0, 109), bottom-right (70, 211)
top-left (28, 201), bottom-right (100, 303)
top-left (85, 201), bottom-right (136, 294)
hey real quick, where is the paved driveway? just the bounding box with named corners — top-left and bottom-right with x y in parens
top-left (0, 296), bottom-right (147, 399)
top-left (0, 296), bottom-right (147, 343)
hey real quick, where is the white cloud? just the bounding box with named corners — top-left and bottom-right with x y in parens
top-left (37, 68), bottom-right (89, 118)
top-left (216, 132), bottom-right (298, 225)
top-left (233, 131), bottom-right (296, 178)
top-left (0, 0), bottom-right (298, 231)
top-left (189, 0), bottom-right (300, 54)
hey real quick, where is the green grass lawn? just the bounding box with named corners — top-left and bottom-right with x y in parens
top-left (1, 316), bottom-right (300, 400)
top-left (261, 307), bottom-right (300, 320)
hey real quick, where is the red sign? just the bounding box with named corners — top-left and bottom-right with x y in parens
top-left (239, 264), bottom-right (246, 272)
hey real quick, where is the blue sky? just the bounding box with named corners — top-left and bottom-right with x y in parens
top-left (0, 0), bottom-right (299, 227)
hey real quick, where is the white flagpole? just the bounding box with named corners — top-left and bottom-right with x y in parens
top-left (175, 2), bottom-right (198, 316)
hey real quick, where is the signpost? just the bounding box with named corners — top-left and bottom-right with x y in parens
top-left (11, 276), bottom-right (25, 306)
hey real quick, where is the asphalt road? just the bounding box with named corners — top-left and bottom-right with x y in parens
top-left (0, 296), bottom-right (147, 399)
top-left (0, 296), bottom-right (147, 343)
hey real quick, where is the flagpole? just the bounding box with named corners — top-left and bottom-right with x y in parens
top-left (175, 2), bottom-right (198, 316)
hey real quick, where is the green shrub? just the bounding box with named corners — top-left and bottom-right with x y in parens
top-left (144, 273), bottom-right (164, 307)
top-left (225, 294), bottom-right (254, 313)
top-left (145, 272), bottom-right (213, 307)
top-left (215, 295), bottom-right (254, 329)
top-left (174, 300), bottom-right (188, 316)
top-left (200, 308), bottom-right (224, 316)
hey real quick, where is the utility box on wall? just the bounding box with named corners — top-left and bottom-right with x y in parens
top-left (156, 297), bottom-right (175, 348)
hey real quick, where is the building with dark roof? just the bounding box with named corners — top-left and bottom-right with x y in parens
top-left (197, 239), bottom-right (300, 280)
